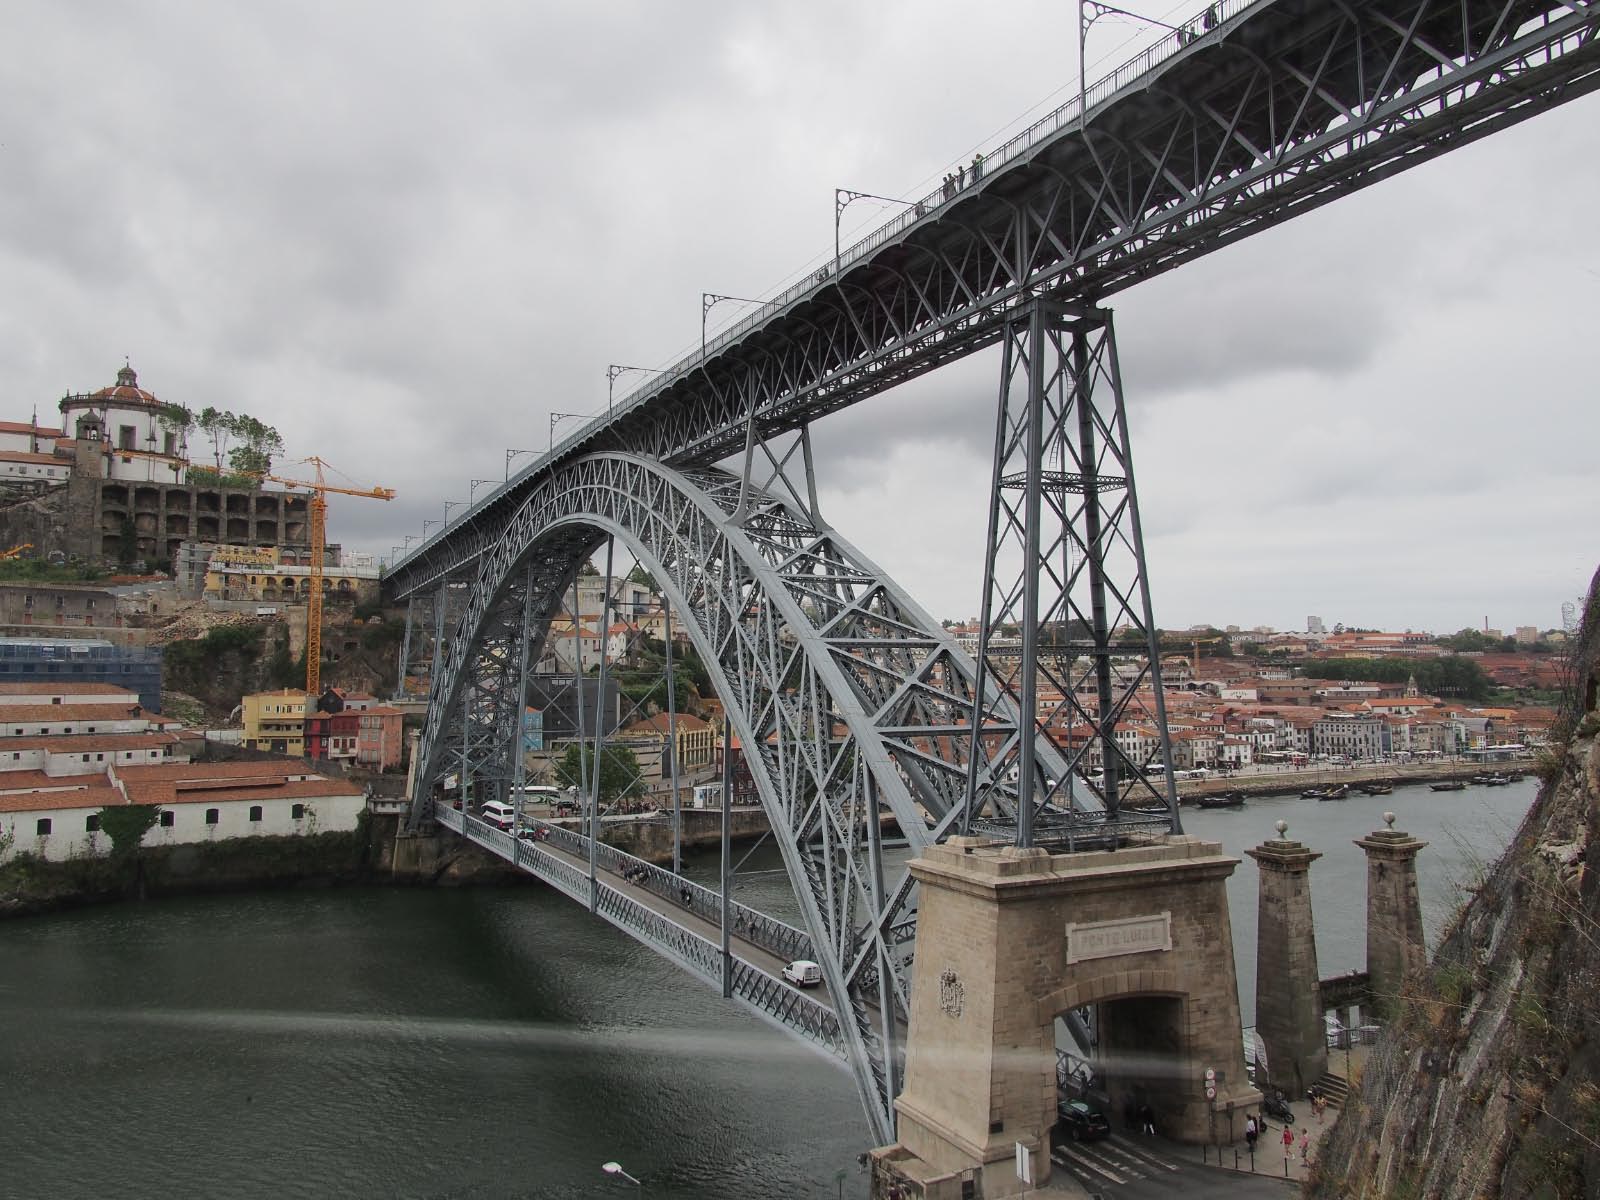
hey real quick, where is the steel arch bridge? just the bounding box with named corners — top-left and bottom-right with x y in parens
top-left (385, 0), bottom-right (1600, 1146)
top-left (402, 450), bottom-right (1157, 1137)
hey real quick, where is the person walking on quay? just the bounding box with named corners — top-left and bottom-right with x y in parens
top-left (1300, 1128), bottom-right (1310, 1165)
top-left (1281, 1125), bottom-right (1294, 1160)
top-left (1245, 1115), bottom-right (1258, 1154)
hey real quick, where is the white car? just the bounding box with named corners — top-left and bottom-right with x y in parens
top-left (782, 960), bottom-right (823, 988)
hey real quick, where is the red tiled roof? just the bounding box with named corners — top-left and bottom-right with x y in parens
top-left (0, 732), bottom-right (179, 752)
top-left (0, 785), bottom-right (123, 814)
top-left (122, 777), bottom-right (363, 807)
top-left (0, 451), bottom-right (65, 466)
top-left (113, 760), bottom-right (317, 784)
top-left (0, 703), bottom-right (150, 725)
top-left (0, 683), bottom-right (141, 698)
top-left (0, 770), bottom-right (101, 793)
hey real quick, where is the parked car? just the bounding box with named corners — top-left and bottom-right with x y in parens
top-left (782, 960), bottom-right (823, 988)
top-left (1054, 1099), bottom-right (1111, 1142)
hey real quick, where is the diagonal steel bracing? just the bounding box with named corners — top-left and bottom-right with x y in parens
top-left (964, 301), bottom-right (1181, 846)
top-left (390, 0), bottom-right (1600, 603)
top-left (407, 452), bottom-right (1167, 1143)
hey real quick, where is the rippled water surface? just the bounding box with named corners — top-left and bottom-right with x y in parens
top-left (0, 776), bottom-right (1534, 1197)
top-left (0, 885), bottom-right (867, 1199)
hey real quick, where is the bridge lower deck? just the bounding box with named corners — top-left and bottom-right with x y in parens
top-left (433, 804), bottom-right (907, 1064)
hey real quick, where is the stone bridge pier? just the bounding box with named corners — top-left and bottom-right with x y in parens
top-left (873, 835), bottom-right (1258, 1199)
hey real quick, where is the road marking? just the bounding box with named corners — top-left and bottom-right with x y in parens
top-left (1048, 1153), bottom-right (1099, 1190)
top-left (1104, 1135), bottom-right (1182, 1172)
top-left (1054, 1146), bottom-right (1128, 1184)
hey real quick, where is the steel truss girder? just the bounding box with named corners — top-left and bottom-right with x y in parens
top-left (387, 0), bottom-right (1599, 601)
top-left (965, 302), bottom-right (1181, 845)
top-left (407, 452), bottom-right (1125, 1144)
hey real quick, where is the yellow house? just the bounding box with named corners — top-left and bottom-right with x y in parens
top-left (242, 688), bottom-right (309, 755)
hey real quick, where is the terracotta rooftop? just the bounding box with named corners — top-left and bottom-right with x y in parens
top-left (122, 777), bottom-right (363, 807)
top-left (113, 760), bottom-right (319, 784)
top-left (0, 770), bottom-right (101, 793)
top-left (0, 732), bottom-right (180, 753)
top-left (0, 703), bottom-right (153, 725)
top-left (0, 683), bottom-right (141, 698)
top-left (0, 785), bottom-right (123, 814)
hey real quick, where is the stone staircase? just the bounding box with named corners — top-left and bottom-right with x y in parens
top-left (1312, 1071), bottom-right (1350, 1109)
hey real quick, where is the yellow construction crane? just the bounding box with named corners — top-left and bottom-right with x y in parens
top-left (263, 458), bottom-right (395, 696)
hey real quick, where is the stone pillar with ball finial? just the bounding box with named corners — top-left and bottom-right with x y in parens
top-left (1356, 811), bottom-right (1427, 1020)
top-left (1246, 818), bottom-right (1328, 1098)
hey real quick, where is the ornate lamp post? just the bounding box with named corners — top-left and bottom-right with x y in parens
top-left (701, 293), bottom-right (764, 365)
top-left (606, 364), bottom-right (660, 414)
top-left (549, 411), bottom-right (585, 453)
top-left (504, 447), bottom-right (540, 481)
top-left (834, 187), bottom-right (915, 273)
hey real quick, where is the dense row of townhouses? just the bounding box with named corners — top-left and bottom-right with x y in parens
top-left (0, 683), bottom-right (365, 863)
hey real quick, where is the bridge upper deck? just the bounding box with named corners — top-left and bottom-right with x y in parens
top-left (389, 0), bottom-right (1598, 600)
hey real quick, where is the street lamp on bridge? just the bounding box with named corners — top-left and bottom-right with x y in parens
top-left (701, 293), bottom-right (764, 365)
top-left (1078, 0), bottom-right (1187, 114)
top-left (443, 499), bottom-right (466, 528)
top-left (549, 411), bottom-right (586, 454)
top-left (834, 187), bottom-right (916, 274)
top-left (469, 478), bottom-right (495, 502)
top-left (606, 364), bottom-right (661, 415)
top-left (504, 447), bottom-right (540, 480)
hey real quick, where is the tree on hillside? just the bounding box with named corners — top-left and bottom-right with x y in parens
top-left (227, 415), bottom-right (285, 476)
top-left (1298, 655), bottom-right (1492, 701)
top-left (156, 403), bottom-right (194, 457)
top-left (197, 407), bottom-right (285, 475)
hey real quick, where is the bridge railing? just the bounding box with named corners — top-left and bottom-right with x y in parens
top-left (533, 817), bottom-right (815, 964)
top-left (439, 805), bottom-right (846, 1059)
top-left (398, 0), bottom-right (1258, 564)
top-left (592, 0), bottom-right (1255, 427)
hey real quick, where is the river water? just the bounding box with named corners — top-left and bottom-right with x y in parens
top-left (0, 778), bottom-right (1535, 1198)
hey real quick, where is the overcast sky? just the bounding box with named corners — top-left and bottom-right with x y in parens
top-left (3, 1), bottom-right (1593, 636)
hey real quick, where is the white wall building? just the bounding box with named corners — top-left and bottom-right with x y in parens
top-left (0, 761), bottom-right (365, 864)
top-left (58, 364), bottom-right (190, 485)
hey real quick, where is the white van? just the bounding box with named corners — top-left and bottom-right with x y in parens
top-left (782, 960), bottom-right (823, 988)
top-left (479, 800), bottom-right (516, 831)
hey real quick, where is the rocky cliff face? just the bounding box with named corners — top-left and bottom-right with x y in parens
top-left (1310, 574), bottom-right (1600, 1199)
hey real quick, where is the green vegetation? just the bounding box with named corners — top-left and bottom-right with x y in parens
top-left (196, 407), bottom-right (285, 476)
top-left (117, 516), bottom-right (137, 566)
top-left (0, 559), bottom-right (106, 583)
top-left (555, 743), bottom-right (644, 805)
top-left (360, 620), bottom-right (404, 653)
top-left (1298, 655), bottom-right (1492, 701)
top-left (1436, 627), bottom-right (1556, 654)
top-left (607, 635), bottom-right (710, 711)
top-left (96, 805), bottom-right (161, 856)
top-left (186, 466), bottom-right (262, 489)
top-left (165, 623), bottom-right (267, 676)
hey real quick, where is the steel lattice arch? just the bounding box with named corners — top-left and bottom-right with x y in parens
top-left (406, 451), bottom-right (1170, 1139)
